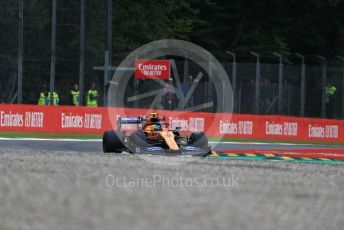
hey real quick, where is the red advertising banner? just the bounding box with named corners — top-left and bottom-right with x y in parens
top-left (0, 104), bottom-right (343, 143)
top-left (135, 59), bottom-right (171, 80)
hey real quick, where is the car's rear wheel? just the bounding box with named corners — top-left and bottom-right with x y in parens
top-left (103, 130), bottom-right (124, 153)
top-left (173, 131), bottom-right (180, 140)
top-left (189, 132), bottom-right (209, 149)
top-left (128, 131), bottom-right (148, 153)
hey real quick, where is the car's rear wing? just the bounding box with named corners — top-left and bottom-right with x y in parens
top-left (117, 116), bottom-right (144, 128)
top-left (118, 116), bottom-right (146, 124)
top-left (117, 115), bottom-right (167, 132)
top-left (118, 115), bottom-right (166, 124)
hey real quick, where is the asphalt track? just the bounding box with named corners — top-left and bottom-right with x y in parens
top-left (0, 138), bottom-right (343, 152)
top-left (1, 138), bottom-right (344, 230)
top-left (2, 138), bottom-right (344, 162)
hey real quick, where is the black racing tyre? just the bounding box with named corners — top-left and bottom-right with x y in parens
top-left (189, 132), bottom-right (209, 149)
top-left (128, 132), bottom-right (148, 153)
top-left (103, 130), bottom-right (124, 153)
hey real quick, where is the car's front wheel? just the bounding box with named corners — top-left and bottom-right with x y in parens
top-left (103, 130), bottom-right (124, 153)
top-left (128, 131), bottom-right (148, 153)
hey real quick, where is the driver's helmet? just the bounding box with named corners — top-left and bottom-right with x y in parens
top-left (144, 123), bottom-right (162, 132)
top-left (143, 112), bottom-right (164, 131)
top-left (150, 123), bottom-right (162, 131)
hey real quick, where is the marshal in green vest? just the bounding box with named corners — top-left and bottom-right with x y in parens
top-left (71, 90), bottom-right (80, 106)
top-left (38, 92), bottom-right (59, 105)
top-left (38, 92), bottom-right (48, 105)
top-left (87, 83), bottom-right (98, 107)
top-left (325, 86), bottom-right (336, 103)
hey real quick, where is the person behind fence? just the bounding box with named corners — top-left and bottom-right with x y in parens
top-left (38, 84), bottom-right (49, 105)
top-left (38, 84), bottom-right (59, 106)
top-left (260, 79), bottom-right (272, 114)
top-left (70, 83), bottom-right (80, 106)
top-left (325, 82), bottom-right (336, 118)
top-left (86, 82), bottom-right (98, 107)
top-left (163, 78), bottom-right (176, 109)
top-left (51, 91), bottom-right (59, 106)
top-left (182, 75), bottom-right (197, 107)
top-left (40, 92), bottom-right (59, 106)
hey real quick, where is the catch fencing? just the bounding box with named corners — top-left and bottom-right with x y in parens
top-left (1, 1), bottom-right (344, 119)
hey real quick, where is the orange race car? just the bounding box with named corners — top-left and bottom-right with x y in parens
top-left (103, 112), bottom-right (211, 156)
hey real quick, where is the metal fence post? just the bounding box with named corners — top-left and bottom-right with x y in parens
top-left (183, 52), bottom-right (188, 80)
top-left (105, 0), bottom-right (113, 107)
top-left (238, 82), bottom-right (242, 113)
top-left (337, 56), bottom-right (344, 118)
top-left (49, 0), bottom-right (57, 105)
top-left (287, 84), bottom-right (291, 115)
top-left (104, 51), bottom-right (109, 106)
top-left (107, 0), bottom-right (112, 68)
top-left (296, 53), bottom-right (305, 117)
top-left (79, 0), bottom-right (85, 106)
top-left (251, 52), bottom-right (260, 114)
top-left (226, 51), bottom-right (237, 113)
top-left (318, 55), bottom-right (326, 118)
top-left (342, 61), bottom-right (344, 119)
top-left (183, 52), bottom-right (190, 107)
top-left (208, 54), bottom-right (212, 112)
top-left (272, 84), bottom-right (276, 114)
top-left (182, 51), bottom-right (188, 104)
top-left (17, 0), bottom-right (23, 104)
top-left (134, 54), bottom-right (139, 108)
top-left (273, 52), bottom-right (283, 114)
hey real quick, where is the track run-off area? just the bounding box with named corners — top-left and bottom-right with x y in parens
top-left (1, 137), bottom-right (344, 164)
top-left (1, 138), bottom-right (344, 230)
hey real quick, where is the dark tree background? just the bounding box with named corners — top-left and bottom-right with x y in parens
top-left (1, 0), bottom-right (344, 104)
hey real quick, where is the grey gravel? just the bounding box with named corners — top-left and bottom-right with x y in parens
top-left (0, 149), bottom-right (343, 230)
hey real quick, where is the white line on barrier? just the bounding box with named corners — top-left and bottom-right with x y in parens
top-left (0, 137), bottom-right (102, 142)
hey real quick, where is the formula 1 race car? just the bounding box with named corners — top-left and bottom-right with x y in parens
top-left (103, 112), bottom-right (211, 156)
